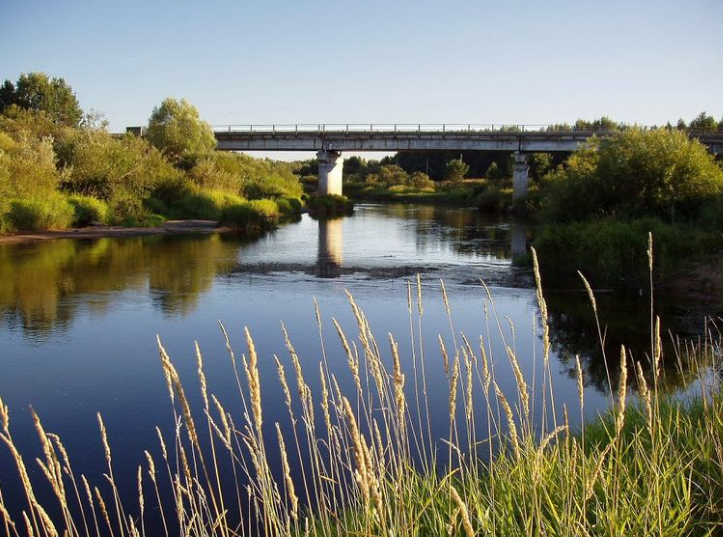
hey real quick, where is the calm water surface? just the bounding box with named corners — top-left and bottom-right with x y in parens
top-left (0, 203), bottom-right (710, 522)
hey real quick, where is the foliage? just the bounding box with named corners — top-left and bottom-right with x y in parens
top-left (60, 129), bottom-right (181, 219)
top-left (67, 194), bottom-right (112, 226)
top-left (306, 194), bottom-right (353, 217)
top-left (6, 193), bottom-right (75, 231)
top-left (541, 128), bottom-right (723, 223)
top-left (476, 185), bottom-right (512, 212)
top-left (485, 161), bottom-right (505, 181)
top-left (528, 152), bottom-right (553, 181)
top-left (146, 98), bottom-right (216, 161)
top-left (443, 158), bottom-right (469, 181)
top-left (533, 217), bottom-right (723, 288)
top-left (1, 130), bottom-right (61, 197)
top-left (0, 72), bottom-right (83, 127)
top-left (689, 111), bottom-right (718, 131)
top-left (0, 76), bottom-right (305, 232)
top-left (219, 199), bottom-right (281, 231)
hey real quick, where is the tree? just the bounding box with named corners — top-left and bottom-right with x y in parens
top-left (146, 98), bottom-right (216, 162)
top-left (444, 158), bottom-right (469, 182)
top-left (528, 153), bottom-right (553, 181)
top-left (542, 128), bottom-right (723, 222)
top-left (1, 73), bottom-right (83, 127)
top-left (485, 161), bottom-right (505, 181)
top-left (689, 112), bottom-right (717, 132)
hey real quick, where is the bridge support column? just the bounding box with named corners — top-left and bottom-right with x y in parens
top-left (513, 151), bottom-right (529, 203)
top-left (317, 150), bottom-right (344, 196)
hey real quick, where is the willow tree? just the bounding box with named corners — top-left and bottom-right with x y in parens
top-left (146, 98), bottom-right (216, 162)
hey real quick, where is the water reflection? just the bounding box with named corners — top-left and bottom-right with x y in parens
top-left (546, 290), bottom-right (712, 394)
top-left (0, 235), bottom-right (240, 338)
top-left (315, 218), bottom-right (344, 278)
top-left (510, 222), bottom-right (528, 261)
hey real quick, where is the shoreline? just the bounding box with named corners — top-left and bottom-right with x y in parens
top-left (0, 220), bottom-right (231, 245)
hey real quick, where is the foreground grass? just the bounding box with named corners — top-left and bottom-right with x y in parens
top-left (0, 249), bottom-right (721, 537)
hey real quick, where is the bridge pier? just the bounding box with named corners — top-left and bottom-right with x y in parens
top-left (512, 151), bottom-right (529, 202)
top-left (317, 150), bottom-right (344, 196)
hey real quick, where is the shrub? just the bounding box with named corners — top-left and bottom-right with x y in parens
top-left (68, 194), bottom-right (111, 226)
top-left (275, 196), bottom-right (303, 216)
top-left (476, 187), bottom-right (511, 213)
top-left (307, 194), bottom-right (353, 217)
top-left (220, 200), bottom-right (279, 231)
top-left (541, 128), bottom-right (723, 223)
top-left (444, 158), bottom-right (469, 181)
top-left (7, 193), bottom-right (74, 231)
top-left (533, 217), bottom-right (722, 288)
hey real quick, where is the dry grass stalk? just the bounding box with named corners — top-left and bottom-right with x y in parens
top-left (243, 327), bottom-right (263, 433)
top-left (449, 485), bottom-right (474, 537)
top-left (275, 423), bottom-right (299, 521)
top-left (616, 346), bottom-right (628, 436)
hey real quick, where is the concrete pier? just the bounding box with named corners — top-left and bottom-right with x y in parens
top-left (512, 152), bottom-right (529, 202)
top-left (317, 150), bottom-right (344, 196)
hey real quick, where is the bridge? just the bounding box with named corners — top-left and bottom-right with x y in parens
top-left (128, 124), bottom-right (723, 200)
top-left (211, 124), bottom-right (723, 201)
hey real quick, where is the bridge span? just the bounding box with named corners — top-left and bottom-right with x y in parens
top-left (125, 124), bottom-right (723, 200)
top-left (210, 124), bottom-right (723, 200)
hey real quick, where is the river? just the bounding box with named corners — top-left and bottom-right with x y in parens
top-left (0, 203), bottom-right (711, 527)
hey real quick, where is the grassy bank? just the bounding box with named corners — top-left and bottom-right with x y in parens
top-left (0, 252), bottom-right (720, 537)
top-left (345, 181), bottom-right (486, 206)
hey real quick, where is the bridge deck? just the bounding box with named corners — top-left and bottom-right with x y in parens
top-left (211, 124), bottom-right (723, 153)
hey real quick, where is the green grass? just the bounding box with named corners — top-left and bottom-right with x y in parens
top-left (345, 179), bottom-right (487, 206)
top-left (0, 249), bottom-right (721, 537)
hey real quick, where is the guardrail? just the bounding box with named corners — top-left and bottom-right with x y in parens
top-left (210, 123), bottom-right (622, 134)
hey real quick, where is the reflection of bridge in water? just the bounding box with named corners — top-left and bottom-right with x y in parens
top-left (313, 215), bottom-right (529, 279)
top-left (315, 218), bottom-right (344, 278)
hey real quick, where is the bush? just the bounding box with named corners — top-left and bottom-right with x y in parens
top-left (7, 194), bottom-right (74, 231)
top-left (444, 158), bottom-right (469, 181)
top-left (68, 194), bottom-right (111, 226)
top-left (541, 128), bottom-right (723, 223)
top-left (275, 196), bottom-right (303, 216)
top-left (307, 195), bottom-right (353, 217)
top-left (220, 200), bottom-right (280, 231)
top-left (476, 187), bottom-right (511, 213)
top-left (533, 217), bottom-right (722, 288)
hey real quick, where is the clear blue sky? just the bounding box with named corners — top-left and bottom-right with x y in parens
top-left (2, 0), bottom-right (722, 132)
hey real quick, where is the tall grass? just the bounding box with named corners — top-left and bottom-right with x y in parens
top-left (0, 246), bottom-right (721, 537)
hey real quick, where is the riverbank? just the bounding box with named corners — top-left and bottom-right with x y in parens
top-left (0, 220), bottom-right (230, 244)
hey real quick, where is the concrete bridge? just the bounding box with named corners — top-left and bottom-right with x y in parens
top-left (128, 123), bottom-right (723, 200)
top-left (211, 123), bottom-right (723, 200)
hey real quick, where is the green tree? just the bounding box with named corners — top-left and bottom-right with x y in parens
top-left (542, 129), bottom-right (723, 222)
top-left (146, 98), bottom-right (216, 161)
top-left (485, 161), bottom-right (505, 181)
top-left (444, 158), bottom-right (469, 181)
top-left (689, 112), bottom-right (717, 131)
top-left (528, 153), bottom-right (553, 181)
top-left (1, 73), bottom-right (83, 127)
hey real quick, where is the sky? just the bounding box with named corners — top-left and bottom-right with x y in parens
top-left (1, 0), bottom-right (722, 137)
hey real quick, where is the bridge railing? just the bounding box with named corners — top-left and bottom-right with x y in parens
top-left (211, 123), bottom-right (607, 135)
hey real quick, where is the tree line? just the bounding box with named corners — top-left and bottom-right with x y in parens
top-left (0, 72), bottom-right (304, 232)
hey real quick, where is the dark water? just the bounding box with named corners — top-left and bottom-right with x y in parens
top-left (0, 204), bottom-right (712, 526)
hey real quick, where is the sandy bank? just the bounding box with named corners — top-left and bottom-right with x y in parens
top-left (0, 220), bottom-right (231, 245)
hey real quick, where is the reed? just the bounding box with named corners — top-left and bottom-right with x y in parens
top-left (0, 249), bottom-right (721, 537)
